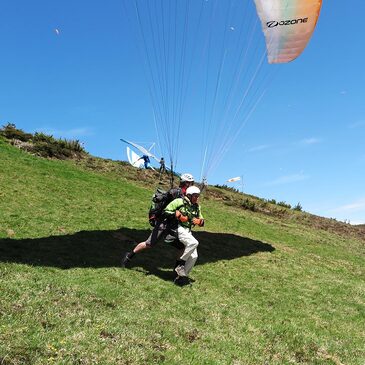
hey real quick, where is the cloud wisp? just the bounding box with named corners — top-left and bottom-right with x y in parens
top-left (330, 198), bottom-right (365, 214)
top-left (247, 138), bottom-right (320, 155)
top-left (248, 144), bottom-right (271, 153)
top-left (264, 172), bottom-right (309, 186)
top-left (349, 120), bottom-right (365, 129)
top-left (299, 137), bottom-right (321, 145)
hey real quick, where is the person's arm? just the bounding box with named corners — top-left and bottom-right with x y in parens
top-left (164, 198), bottom-right (188, 223)
top-left (198, 206), bottom-right (204, 220)
top-left (192, 206), bottom-right (204, 226)
top-left (164, 198), bottom-right (184, 216)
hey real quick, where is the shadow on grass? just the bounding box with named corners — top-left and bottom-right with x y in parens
top-left (0, 228), bottom-right (274, 281)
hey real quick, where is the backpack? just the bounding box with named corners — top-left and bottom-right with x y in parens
top-left (148, 187), bottom-right (181, 226)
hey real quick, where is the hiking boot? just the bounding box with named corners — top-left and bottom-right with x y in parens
top-left (174, 264), bottom-right (187, 277)
top-left (174, 276), bottom-right (190, 286)
top-left (121, 252), bottom-right (132, 268)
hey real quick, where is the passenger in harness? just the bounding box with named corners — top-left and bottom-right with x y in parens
top-left (163, 186), bottom-right (204, 285)
top-left (121, 173), bottom-right (195, 267)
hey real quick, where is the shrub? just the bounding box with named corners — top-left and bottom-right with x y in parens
top-left (293, 202), bottom-right (303, 211)
top-left (0, 124), bottom-right (87, 159)
top-left (0, 123), bottom-right (32, 142)
top-left (32, 132), bottom-right (86, 158)
top-left (277, 201), bottom-right (291, 209)
top-left (267, 198), bottom-right (277, 205)
top-left (32, 141), bottom-right (72, 159)
top-left (64, 139), bottom-right (84, 153)
top-left (241, 198), bottom-right (256, 211)
top-left (213, 184), bottom-right (240, 194)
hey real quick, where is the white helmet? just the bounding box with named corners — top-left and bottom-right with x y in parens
top-left (186, 186), bottom-right (200, 196)
top-left (180, 173), bottom-right (194, 183)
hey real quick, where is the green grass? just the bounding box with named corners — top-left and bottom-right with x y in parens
top-left (1, 138), bottom-right (364, 364)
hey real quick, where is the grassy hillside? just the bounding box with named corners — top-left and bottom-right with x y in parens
top-left (1, 138), bottom-right (364, 364)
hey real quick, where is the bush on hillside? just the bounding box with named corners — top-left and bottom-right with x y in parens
top-left (213, 184), bottom-right (240, 194)
top-left (33, 135), bottom-right (85, 159)
top-left (32, 141), bottom-right (72, 159)
top-left (241, 198), bottom-right (256, 211)
top-left (266, 198), bottom-right (277, 205)
top-left (33, 132), bottom-right (86, 158)
top-left (0, 123), bottom-right (32, 142)
top-left (265, 199), bottom-right (291, 208)
top-left (293, 202), bottom-right (303, 211)
top-left (277, 201), bottom-right (291, 209)
top-left (33, 133), bottom-right (85, 153)
top-left (0, 123), bottom-right (87, 159)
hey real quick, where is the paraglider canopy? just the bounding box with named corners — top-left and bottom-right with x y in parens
top-left (123, 0), bottom-right (322, 181)
top-left (126, 146), bottom-right (144, 168)
top-left (253, 0), bottom-right (322, 63)
top-left (120, 139), bottom-right (159, 163)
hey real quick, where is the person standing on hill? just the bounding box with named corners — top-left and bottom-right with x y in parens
top-left (138, 154), bottom-right (151, 169)
top-left (163, 185), bottom-right (204, 284)
top-left (121, 173), bottom-right (195, 266)
top-left (159, 157), bottom-right (166, 174)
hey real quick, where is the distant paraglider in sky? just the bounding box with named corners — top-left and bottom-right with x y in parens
top-left (54, 28), bottom-right (60, 36)
top-left (123, 0), bottom-right (322, 181)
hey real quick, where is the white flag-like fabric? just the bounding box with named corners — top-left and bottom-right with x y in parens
top-left (227, 177), bottom-right (241, 183)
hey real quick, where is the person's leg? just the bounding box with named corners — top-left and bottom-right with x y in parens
top-left (164, 231), bottom-right (185, 275)
top-left (174, 226), bottom-right (199, 277)
top-left (177, 226), bottom-right (199, 262)
top-left (121, 222), bottom-right (166, 266)
top-left (184, 248), bottom-right (198, 276)
top-left (132, 241), bottom-right (149, 253)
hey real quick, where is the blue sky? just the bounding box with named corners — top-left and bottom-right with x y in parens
top-left (1, 0), bottom-right (364, 224)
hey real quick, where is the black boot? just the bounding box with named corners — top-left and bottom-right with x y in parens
top-left (174, 276), bottom-right (190, 286)
top-left (121, 251), bottom-right (134, 268)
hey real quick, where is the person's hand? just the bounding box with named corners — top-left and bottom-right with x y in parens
top-left (192, 218), bottom-right (204, 226)
top-left (176, 210), bottom-right (189, 223)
